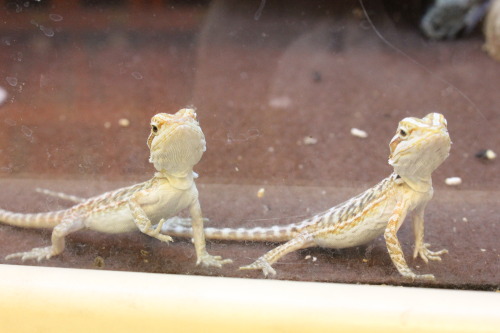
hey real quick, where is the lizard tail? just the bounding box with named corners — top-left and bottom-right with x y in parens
top-left (0, 209), bottom-right (65, 229)
top-left (162, 218), bottom-right (314, 242)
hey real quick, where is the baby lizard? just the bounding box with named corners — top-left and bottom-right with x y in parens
top-left (0, 108), bottom-right (231, 268)
top-left (162, 113), bottom-right (451, 280)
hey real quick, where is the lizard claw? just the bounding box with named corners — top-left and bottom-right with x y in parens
top-left (415, 273), bottom-right (436, 281)
top-left (196, 252), bottom-right (232, 268)
top-left (148, 222), bottom-right (174, 243)
top-left (413, 243), bottom-right (448, 263)
top-left (155, 234), bottom-right (174, 243)
top-left (410, 273), bottom-right (436, 281)
top-left (240, 258), bottom-right (276, 277)
top-left (5, 246), bottom-right (54, 262)
top-left (399, 268), bottom-right (436, 281)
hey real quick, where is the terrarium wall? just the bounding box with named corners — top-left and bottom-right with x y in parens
top-left (0, 0), bottom-right (498, 289)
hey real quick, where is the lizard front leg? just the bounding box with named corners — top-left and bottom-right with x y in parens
top-left (384, 199), bottom-right (435, 281)
top-left (240, 233), bottom-right (315, 276)
top-left (128, 199), bottom-right (174, 243)
top-left (189, 199), bottom-right (232, 267)
top-left (6, 216), bottom-right (85, 261)
top-left (412, 204), bottom-right (448, 263)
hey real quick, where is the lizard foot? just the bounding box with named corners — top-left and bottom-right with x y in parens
top-left (147, 223), bottom-right (174, 243)
top-left (159, 216), bottom-right (210, 230)
top-left (5, 246), bottom-right (55, 262)
top-left (196, 252), bottom-right (232, 268)
top-left (149, 232), bottom-right (174, 243)
top-left (399, 268), bottom-right (435, 281)
top-left (413, 243), bottom-right (448, 263)
top-left (239, 258), bottom-right (276, 277)
top-left (406, 272), bottom-right (436, 281)
top-left (156, 216), bottom-right (210, 232)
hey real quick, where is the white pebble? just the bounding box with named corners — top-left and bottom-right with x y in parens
top-left (350, 128), bottom-right (368, 138)
top-left (268, 96), bottom-right (291, 109)
top-left (118, 118), bottom-right (130, 127)
top-left (485, 149), bottom-right (496, 160)
top-left (445, 177), bottom-right (462, 186)
top-left (304, 255), bottom-right (311, 260)
top-left (303, 136), bottom-right (318, 145)
top-left (257, 188), bottom-right (265, 198)
top-left (0, 86), bottom-right (7, 105)
top-left (131, 72), bottom-right (143, 80)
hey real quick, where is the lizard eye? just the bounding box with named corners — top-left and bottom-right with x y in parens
top-left (399, 129), bottom-right (408, 137)
top-left (151, 124), bottom-right (159, 134)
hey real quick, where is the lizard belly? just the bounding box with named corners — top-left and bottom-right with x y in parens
top-left (314, 199), bottom-right (397, 249)
top-left (84, 207), bottom-right (137, 234)
top-left (314, 217), bottom-right (389, 248)
top-left (141, 184), bottom-right (196, 224)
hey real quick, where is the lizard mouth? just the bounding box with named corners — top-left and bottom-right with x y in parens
top-left (389, 128), bottom-right (449, 161)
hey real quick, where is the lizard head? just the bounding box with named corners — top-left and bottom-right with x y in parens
top-left (147, 108), bottom-right (206, 177)
top-left (388, 113), bottom-right (451, 192)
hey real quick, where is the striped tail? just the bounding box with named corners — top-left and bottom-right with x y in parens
top-left (161, 218), bottom-right (315, 242)
top-left (0, 209), bottom-right (66, 229)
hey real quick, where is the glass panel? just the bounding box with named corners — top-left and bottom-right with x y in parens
top-left (0, 0), bottom-right (498, 290)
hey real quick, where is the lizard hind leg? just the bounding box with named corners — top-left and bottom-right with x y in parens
top-left (240, 233), bottom-right (315, 277)
top-left (5, 217), bottom-right (85, 262)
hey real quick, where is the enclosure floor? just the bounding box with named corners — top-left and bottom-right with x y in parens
top-left (0, 178), bottom-right (498, 289)
top-left (0, 1), bottom-right (499, 289)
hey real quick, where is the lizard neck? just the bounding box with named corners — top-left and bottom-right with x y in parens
top-left (396, 173), bottom-right (433, 193)
top-left (154, 170), bottom-right (197, 190)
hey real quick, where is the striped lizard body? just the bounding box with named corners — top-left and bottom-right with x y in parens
top-left (0, 108), bottom-right (231, 268)
top-left (0, 181), bottom-right (148, 230)
top-left (162, 113), bottom-right (451, 280)
top-left (165, 174), bottom-right (397, 243)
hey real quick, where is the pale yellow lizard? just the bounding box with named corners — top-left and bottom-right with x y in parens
top-left (162, 113), bottom-right (451, 280)
top-left (0, 108), bottom-right (232, 268)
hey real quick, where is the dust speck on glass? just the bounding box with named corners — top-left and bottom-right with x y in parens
top-left (0, 0), bottom-right (498, 290)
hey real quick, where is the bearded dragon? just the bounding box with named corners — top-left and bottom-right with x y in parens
top-left (0, 108), bottom-right (231, 268)
top-left (162, 113), bottom-right (451, 280)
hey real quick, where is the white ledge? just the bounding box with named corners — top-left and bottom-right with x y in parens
top-left (0, 264), bottom-right (498, 332)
